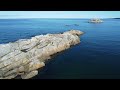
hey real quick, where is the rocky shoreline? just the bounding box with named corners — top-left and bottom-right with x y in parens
top-left (0, 30), bottom-right (83, 79)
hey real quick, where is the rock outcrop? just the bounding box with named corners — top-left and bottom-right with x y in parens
top-left (0, 30), bottom-right (83, 79)
top-left (88, 18), bottom-right (103, 23)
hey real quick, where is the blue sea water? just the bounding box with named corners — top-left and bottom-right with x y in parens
top-left (0, 18), bottom-right (120, 79)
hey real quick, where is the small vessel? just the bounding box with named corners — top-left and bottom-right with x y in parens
top-left (88, 18), bottom-right (103, 23)
top-left (65, 25), bottom-right (70, 26)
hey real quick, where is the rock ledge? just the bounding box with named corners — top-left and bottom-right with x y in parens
top-left (0, 30), bottom-right (83, 79)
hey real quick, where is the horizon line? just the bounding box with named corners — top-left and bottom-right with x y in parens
top-left (0, 17), bottom-right (118, 19)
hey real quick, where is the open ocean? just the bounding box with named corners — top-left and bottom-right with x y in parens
top-left (0, 18), bottom-right (120, 79)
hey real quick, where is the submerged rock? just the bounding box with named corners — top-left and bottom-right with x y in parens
top-left (0, 30), bottom-right (83, 79)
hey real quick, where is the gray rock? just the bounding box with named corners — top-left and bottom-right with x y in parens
top-left (0, 30), bottom-right (83, 79)
top-left (21, 70), bottom-right (38, 79)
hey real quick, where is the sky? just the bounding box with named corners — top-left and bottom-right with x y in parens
top-left (0, 11), bottom-right (119, 19)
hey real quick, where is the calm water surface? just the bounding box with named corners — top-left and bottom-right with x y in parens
top-left (0, 18), bottom-right (120, 79)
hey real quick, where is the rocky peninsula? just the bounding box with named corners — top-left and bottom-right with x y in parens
top-left (0, 30), bottom-right (83, 79)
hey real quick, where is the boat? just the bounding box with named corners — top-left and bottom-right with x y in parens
top-left (65, 25), bottom-right (70, 26)
top-left (74, 24), bottom-right (79, 26)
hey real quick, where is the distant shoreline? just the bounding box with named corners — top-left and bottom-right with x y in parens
top-left (113, 18), bottom-right (120, 19)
